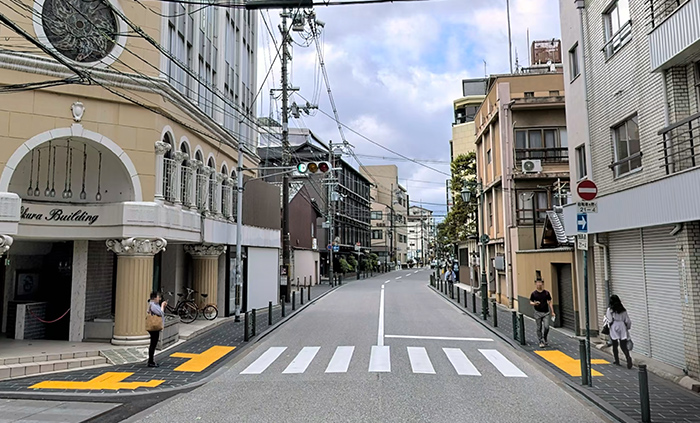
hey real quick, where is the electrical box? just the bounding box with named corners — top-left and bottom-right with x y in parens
top-left (494, 255), bottom-right (505, 271)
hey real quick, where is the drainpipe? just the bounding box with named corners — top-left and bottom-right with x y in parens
top-left (594, 234), bottom-right (609, 301)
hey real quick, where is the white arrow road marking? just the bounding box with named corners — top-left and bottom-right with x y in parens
top-left (240, 347), bottom-right (287, 374)
top-left (369, 346), bottom-right (391, 372)
top-left (479, 349), bottom-right (527, 377)
top-left (282, 347), bottom-right (320, 374)
top-left (407, 347), bottom-right (435, 374)
top-left (443, 348), bottom-right (481, 376)
top-left (325, 346), bottom-right (355, 373)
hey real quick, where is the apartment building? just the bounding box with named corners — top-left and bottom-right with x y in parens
top-left (559, 0), bottom-right (700, 377)
top-left (473, 60), bottom-right (583, 332)
top-left (407, 205), bottom-right (433, 266)
top-left (450, 79), bottom-right (488, 160)
top-left (362, 165), bottom-right (409, 266)
top-left (0, 1), bottom-right (281, 346)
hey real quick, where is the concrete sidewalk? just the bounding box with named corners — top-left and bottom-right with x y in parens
top-left (0, 398), bottom-right (118, 422)
top-left (433, 280), bottom-right (700, 423)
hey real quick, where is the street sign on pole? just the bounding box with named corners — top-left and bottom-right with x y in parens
top-left (577, 234), bottom-right (588, 250)
top-left (577, 201), bottom-right (597, 213)
top-left (577, 213), bottom-right (588, 233)
top-left (577, 180), bottom-right (598, 201)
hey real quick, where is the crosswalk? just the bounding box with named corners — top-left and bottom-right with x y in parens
top-left (239, 346), bottom-right (528, 378)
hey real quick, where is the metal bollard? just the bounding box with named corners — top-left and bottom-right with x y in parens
top-left (301, 288), bottom-right (305, 305)
top-left (244, 311), bottom-right (250, 342)
top-left (308, 285), bottom-right (311, 301)
top-left (340, 275), bottom-right (343, 285)
top-left (579, 339), bottom-right (588, 386)
top-left (430, 274), bottom-right (434, 286)
top-left (292, 291), bottom-right (296, 311)
top-left (464, 290), bottom-right (468, 308)
top-left (639, 364), bottom-right (651, 423)
top-left (450, 283), bottom-right (455, 300)
top-left (268, 301), bottom-right (273, 325)
top-left (281, 295), bottom-right (286, 318)
top-left (251, 309), bottom-right (257, 336)
top-left (472, 292), bottom-right (477, 313)
top-left (512, 311), bottom-right (518, 341)
top-left (492, 301), bottom-right (498, 327)
top-left (518, 313), bottom-right (526, 345)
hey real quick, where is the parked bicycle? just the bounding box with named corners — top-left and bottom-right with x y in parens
top-left (164, 288), bottom-right (218, 323)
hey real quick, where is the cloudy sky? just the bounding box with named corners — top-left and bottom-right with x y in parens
top-left (257, 0), bottom-right (562, 219)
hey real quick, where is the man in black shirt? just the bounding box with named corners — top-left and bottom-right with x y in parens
top-left (530, 278), bottom-right (555, 348)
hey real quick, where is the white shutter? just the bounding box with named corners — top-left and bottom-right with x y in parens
top-left (557, 264), bottom-right (576, 331)
top-left (609, 230), bottom-right (651, 356)
top-left (642, 226), bottom-right (686, 369)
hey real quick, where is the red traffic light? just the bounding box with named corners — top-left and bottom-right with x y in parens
top-left (318, 162), bottom-right (330, 173)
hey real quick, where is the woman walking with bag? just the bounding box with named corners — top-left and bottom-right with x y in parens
top-left (605, 295), bottom-right (633, 369)
top-left (146, 291), bottom-right (166, 368)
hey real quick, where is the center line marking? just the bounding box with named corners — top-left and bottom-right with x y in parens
top-left (377, 286), bottom-right (385, 346)
top-left (385, 335), bottom-right (494, 342)
top-left (395, 277), bottom-right (401, 280)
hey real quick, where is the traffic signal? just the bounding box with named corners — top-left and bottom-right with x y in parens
top-left (296, 161), bottom-right (331, 174)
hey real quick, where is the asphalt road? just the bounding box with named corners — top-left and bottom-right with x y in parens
top-left (128, 269), bottom-right (607, 423)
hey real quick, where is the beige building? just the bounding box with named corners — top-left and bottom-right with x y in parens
top-left (473, 64), bottom-right (584, 333)
top-left (450, 79), bottom-right (487, 160)
top-left (559, 0), bottom-right (700, 377)
top-left (0, 1), bottom-right (281, 350)
top-left (361, 165), bottom-right (408, 266)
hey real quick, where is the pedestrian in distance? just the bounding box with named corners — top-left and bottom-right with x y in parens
top-left (530, 277), bottom-right (555, 348)
top-left (605, 295), bottom-right (633, 369)
top-left (145, 291), bottom-right (167, 368)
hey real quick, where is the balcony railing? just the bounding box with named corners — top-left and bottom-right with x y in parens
top-left (647, 0), bottom-right (686, 28)
top-left (222, 184), bottom-right (232, 218)
top-left (515, 147), bottom-right (569, 163)
top-left (181, 165), bottom-right (193, 207)
top-left (196, 173), bottom-right (208, 210)
top-left (659, 111), bottom-right (700, 174)
top-left (163, 158), bottom-right (176, 202)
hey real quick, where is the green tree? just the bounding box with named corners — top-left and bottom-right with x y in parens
top-left (347, 255), bottom-right (358, 271)
top-left (443, 152), bottom-right (478, 241)
top-left (339, 258), bottom-right (352, 274)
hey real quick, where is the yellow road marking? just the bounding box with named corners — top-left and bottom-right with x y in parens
top-left (171, 345), bottom-right (235, 372)
top-left (535, 350), bottom-right (608, 377)
top-left (30, 372), bottom-right (164, 390)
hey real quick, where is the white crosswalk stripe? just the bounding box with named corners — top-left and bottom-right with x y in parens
top-left (240, 347), bottom-right (287, 374)
top-left (283, 346), bottom-right (320, 374)
top-left (407, 347), bottom-right (435, 374)
top-left (240, 346), bottom-right (527, 378)
top-left (479, 349), bottom-right (528, 378)
top-left (325, 346), bottom-right (355, 373)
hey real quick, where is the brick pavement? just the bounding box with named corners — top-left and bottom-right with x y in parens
top-left (0, 282), bottom-right (338, 396)
top-left (432, 281), bottom-right (700, 423)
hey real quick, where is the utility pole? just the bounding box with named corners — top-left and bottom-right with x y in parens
top-left (327, 141), bottom-right (337, 285)
top-left (506, 0), bottom-right (514, 74)
top-left (390, 183), bottom-right (394, 270)
top-left (280, 9), bottom-right (292, 301)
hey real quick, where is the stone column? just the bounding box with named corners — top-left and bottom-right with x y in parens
top-left (226, 177), bottom-right (235, 221)
top-left (154, 141), bottom-right (171, 202)
top-left (189, 159), bottom-right (201, 210)
top-left (184, 244), bottom-right (225, 307)
top-left (212, 173), bottom-right (225, 217)
top-left (107, 238), bottom-right (167, 346)
top-left (202, 166), bottom-right (214, 215)
top-left (172, 151), bottom-right (188, 205)
top-left (69, 240), bottom-right (88, 342)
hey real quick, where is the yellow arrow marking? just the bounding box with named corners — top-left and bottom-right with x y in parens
top-left (535, 350), bottom-right (608, 377)
top-left (30, 372), bottom-right (164, 390)
top-left (170, 346), bottom-right (235, 372)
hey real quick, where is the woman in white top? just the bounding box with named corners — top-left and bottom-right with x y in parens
top-left (605, 295), bottom-right (633, 369)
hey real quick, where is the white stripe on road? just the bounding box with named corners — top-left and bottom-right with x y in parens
top-left (479, 349), bottom-right (527, 377)
top-left (395, 277), bottom-right (402, 280)
top-left (385, 335), bottom-right (493, 342)
top-left (325, 346), bottom-right (355, 373)
top-left (240, 347), bottom-right (287, 374)
top-left (407, 347), bottom-right (435, 374)
top-left (443, 348), bottom-right (481, 376)
top-left (385, 280), bottom-right (391, 283)
top-left (378, 285), bottom-right (385, 346)
top-left (369, 346), bottom-right (391, 372)
top-left (282, 346), bottom-right (320, 374)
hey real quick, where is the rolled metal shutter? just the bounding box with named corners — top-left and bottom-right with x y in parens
top-left (557, 264), bottom-right (576, 331)
top-left (642, 226), bottom-right (686, 369)
top-left (608, 229), bottom-right (650, 356)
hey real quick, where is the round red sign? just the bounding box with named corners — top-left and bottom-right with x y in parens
top-left (577, 180), bottom-right (598, 201)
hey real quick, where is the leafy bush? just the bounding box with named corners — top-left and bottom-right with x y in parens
top-left (347, 255), bottom-right (358, 271)
top-left (339, 258), bottom-right (352, 274)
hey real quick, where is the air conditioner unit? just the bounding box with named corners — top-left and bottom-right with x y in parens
top-left (522, 159), bottom-right (542, 173)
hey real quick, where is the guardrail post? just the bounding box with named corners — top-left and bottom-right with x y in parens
top-left (281, 296), bottom-right (286, 318)
top-left (518, 313), bottom-right (526, 345)
top-left (308, 285), bottom-right (311, 301)
top-left (292, 291), bottom-right (296, 311)
top-left (639, 364), bottom-right (651, 423)
top-left (244, 311), bottom-right (250, 342)
top-left (251, 309), bottom-right (257, 336)
top-left (512, 310), bottom-right (518, 341)
top-left (472, 292), bottom-right (477, 313)
top-left (492, 301), bottom-right (498, 327)
top-left (579, 339), bottom-right (588, 386)
top-left (463, 289), bottom-right (467, 308)
top-left (300, 287), bottom-right (305, 305)
top-left (450, 283), bottom-right (454, 299)
top-left (268, 301), bottom-right (273, 326)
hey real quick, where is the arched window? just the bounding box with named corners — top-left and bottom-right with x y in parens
top-left (195, 150), bottom-right (205, 210)
top-left (207, 157), bottom-right (216, 212)
top-left (162, 133), bottom-right (175, 202)
top-left (180, 143), bottom-right (192, 206)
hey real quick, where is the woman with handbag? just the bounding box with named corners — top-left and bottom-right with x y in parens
top-left (146, 291), bottom-right (167, 368)
top-left (605, 295), bottom-right (633, 369)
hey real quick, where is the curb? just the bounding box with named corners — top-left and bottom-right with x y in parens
top-left (428, 284), bottom-right (635, 423)
top-left (0, 283), bottom-right (345, 401)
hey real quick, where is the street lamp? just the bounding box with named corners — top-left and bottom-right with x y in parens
top-left (462, 180), bottom-right (489, 320)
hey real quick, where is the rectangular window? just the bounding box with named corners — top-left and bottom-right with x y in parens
top-left (612, 115), bottom-right (641, 177)
top-left (371, 211), bottom-right (383, 220)
top-left (569, 43), bottom-right (580, 81)
top-left (524, 92), bottom-right (535, 98)
top-left (695, 62), bottom-right (700, 113)
top-left (515, 129), bottom-right (567, 162)
top-left (516, 191), bottom-right (549, 225)
top-left (487, 149), bottom-right (492, 164)
top-left (603, 0), bottom-right (632, 59)
top-left (576, 145), bottom-right (588, 180)
top-left (487, 200), bottom-right (493, 228)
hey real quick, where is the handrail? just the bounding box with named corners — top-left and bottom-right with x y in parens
top-left (658, 111), bottom-right (700, 135)
top-left (608, 151), bottom-right (643, 169)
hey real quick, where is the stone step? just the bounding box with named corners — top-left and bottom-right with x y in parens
top-left (0, 354), bottom-right (108, 381)
top-left (0, 349), bottom-right (100, 366)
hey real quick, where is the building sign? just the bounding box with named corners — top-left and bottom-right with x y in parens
top-left (20, 205), bottom-right (99, 225)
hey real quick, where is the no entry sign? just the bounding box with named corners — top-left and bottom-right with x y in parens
top-left (577, 180), bottom-right (598, 201)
